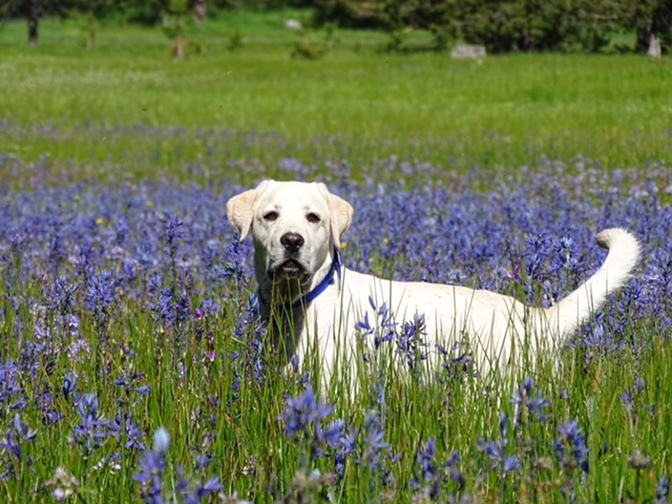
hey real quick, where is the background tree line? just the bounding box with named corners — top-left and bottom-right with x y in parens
top-left (2, 0), bottom-right (671, 54)
top-left (314, 0), bottom-right (672, 54)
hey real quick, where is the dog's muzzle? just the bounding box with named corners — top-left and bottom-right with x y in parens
top-left (270, 258), bottom-right (307, 279)
top-left (269, 232), bottom-right (309, 280)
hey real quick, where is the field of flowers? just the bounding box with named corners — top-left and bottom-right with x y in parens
top-left (2, 141), bottom-right (672, 502)
top-left (2, 12), bottom-right (672, 503)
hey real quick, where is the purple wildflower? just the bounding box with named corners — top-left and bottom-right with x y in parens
top-left (397, 314), bottom-right (428, 370)
top-left (443, 449), bottom-right (465, 488)
top-left (411, 438), bottom-right (439, 498)
top-left (511, 376), bottom-right (549, 426)
top-left (553, 420), bottom-right (589, 474)
top-left (280, 386), bottom-right (334, 441)
top-left (657, 475), bottom-right (669, 503)
top-left (360, 410), bottom-right (398, 488)
top-left (162, 213), bottom-right (184, 256)
top-left (134, 450), bottom-right (166, 503)
top-left (133, 427), bottom-right (170, 503)
top-left (62, 372), bottom-right (77, 400)
top-left (84, 270), bottom-right (117, 321)
top-left (73, 393), bottom-right (109, 452)
top-left (47, 276), bottom-right (77, 314)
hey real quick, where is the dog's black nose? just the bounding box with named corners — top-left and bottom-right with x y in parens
top-left (280, 232), bottom-right (305, 253)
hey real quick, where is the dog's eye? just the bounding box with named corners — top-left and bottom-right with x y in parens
top-left (263, 211), bottom-right (279, 222)
top-left (306, 213), bottom-right (321, 224)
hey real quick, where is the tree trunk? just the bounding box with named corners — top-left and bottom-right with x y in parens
top-left (647, 33), bottom-right (662, 57)
top-left (171, 35), bottom-right (187, 60)
top-left (635, 19), bottom-right (653, 54)
top-left (193, 0), bottom-right (207, 26)
top-left (27, 0), bottom-right (41, 46)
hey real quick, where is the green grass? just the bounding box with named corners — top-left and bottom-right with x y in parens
top-left (0, 12), bottom-right (671, 184)
top-left (2, 264), bottom-right (670, 502)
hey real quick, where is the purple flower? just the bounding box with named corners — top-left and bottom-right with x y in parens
top-left (619, 377), bottom-right (654, 416)
top-left (63, 372), bottom-right (77, 400)
top-left (280, 386), bottom-right (334, 441)
top-left (195, 454), bottom-right (213, 470)
top-left (511, 376), bottom-right (549, 426)
top-left (503, 455), bottom-right (521, 473)
top-left (84, 270), bottom-right (117, 320)
top-left (181, 475), bottom-right (222, 504)
top-left (333, 427), bottom-right (358, 476)
top-left (1, 150), bottom-right (671, 501)
top-left (133, 449), bottom-right (166, 503)
top-left (73, 393), bottom-right (109, 452)
top-left (620, 387), bottom-right (635, 412)
top-left (397, 314), bottom-right (428, 370)
top-left (162, 213), bottom-right (184, 254)
top-left (360, 410), bottom-right (398, 488)
top-left (13, 413), bottom-right (37, 442)
top-left (355, 312), bottom-right (372, 333)
top-left (220, 238), bottom-right (249, 284)
top-left (657, 475), bottom-right (669, 503)
top-left (554, 420), bottom-right (589, 474)
top-left (124, 417), bottom-right (147, 451)
top-left (133, 427), bottom-right (170, 503)
top-left (155, 288), bottom-right (191, 325)
top-left (0, 430), bottom-right (21, 461)
top-left (134, 427), bottom-right (227, 503)
top-left (411, 438), bottom-right (439, 498)
top-left (47, 276), bottom-right (77, 314)
top-left (443, 449), bottom-right (465, 488)
top-left (72, 238), bottom-right (95, 279)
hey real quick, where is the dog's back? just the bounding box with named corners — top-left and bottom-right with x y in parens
top-left (327, 228), bottom-right (640, 381)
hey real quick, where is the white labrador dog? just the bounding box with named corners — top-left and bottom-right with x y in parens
top-left (227, 180), bottom-right (640, 388)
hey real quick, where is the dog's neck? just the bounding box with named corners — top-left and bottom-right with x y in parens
top-left (257, 248), bottom-right (342, 360)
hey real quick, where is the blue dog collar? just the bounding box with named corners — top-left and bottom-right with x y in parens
top-left (293, 247), bottom-right (342, 308)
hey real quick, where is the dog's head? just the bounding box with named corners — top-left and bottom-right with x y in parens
top-left (226, 180), bottom-right (353, 291)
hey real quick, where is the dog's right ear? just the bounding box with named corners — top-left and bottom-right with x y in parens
top-left (226, 181), bottom-right (271, 241)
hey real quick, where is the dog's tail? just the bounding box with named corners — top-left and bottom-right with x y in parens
top-left (544, 228), bottom-right (640, 342)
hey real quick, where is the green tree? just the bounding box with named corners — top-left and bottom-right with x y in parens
top-left (5, 0), bottom-right (47, 45)
top-left (313, 0), bottom-right (653, 53)
top-left (624, 0), bottom-right (672, 54)
top-left (314, 0), bottom-right (388, 28)
top-left (457, 0), bottom-right (622, 53)
top-left (382, 0), bottom-right (460, 50)
top-left (162, 0), bottom-right (190, 58)
top-left (65, 0), bottom-right (117, 49)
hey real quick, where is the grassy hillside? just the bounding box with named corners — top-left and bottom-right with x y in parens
top-left (0, 12), bottom-right (670, 185)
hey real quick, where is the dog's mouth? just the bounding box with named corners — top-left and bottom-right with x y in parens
top-left (269, 258), bottom-right (308, 280)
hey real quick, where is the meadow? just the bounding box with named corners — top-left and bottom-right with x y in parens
top-left (1, 10), bottom-right (672, 503)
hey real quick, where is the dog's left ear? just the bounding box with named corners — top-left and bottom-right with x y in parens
top-left (226, 181), bottom-right (271, 241)
top-left (317, 183), bottom-right (354, 248)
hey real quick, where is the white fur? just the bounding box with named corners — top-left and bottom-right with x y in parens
top-left (227, 180), bottom-right (641, 388)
